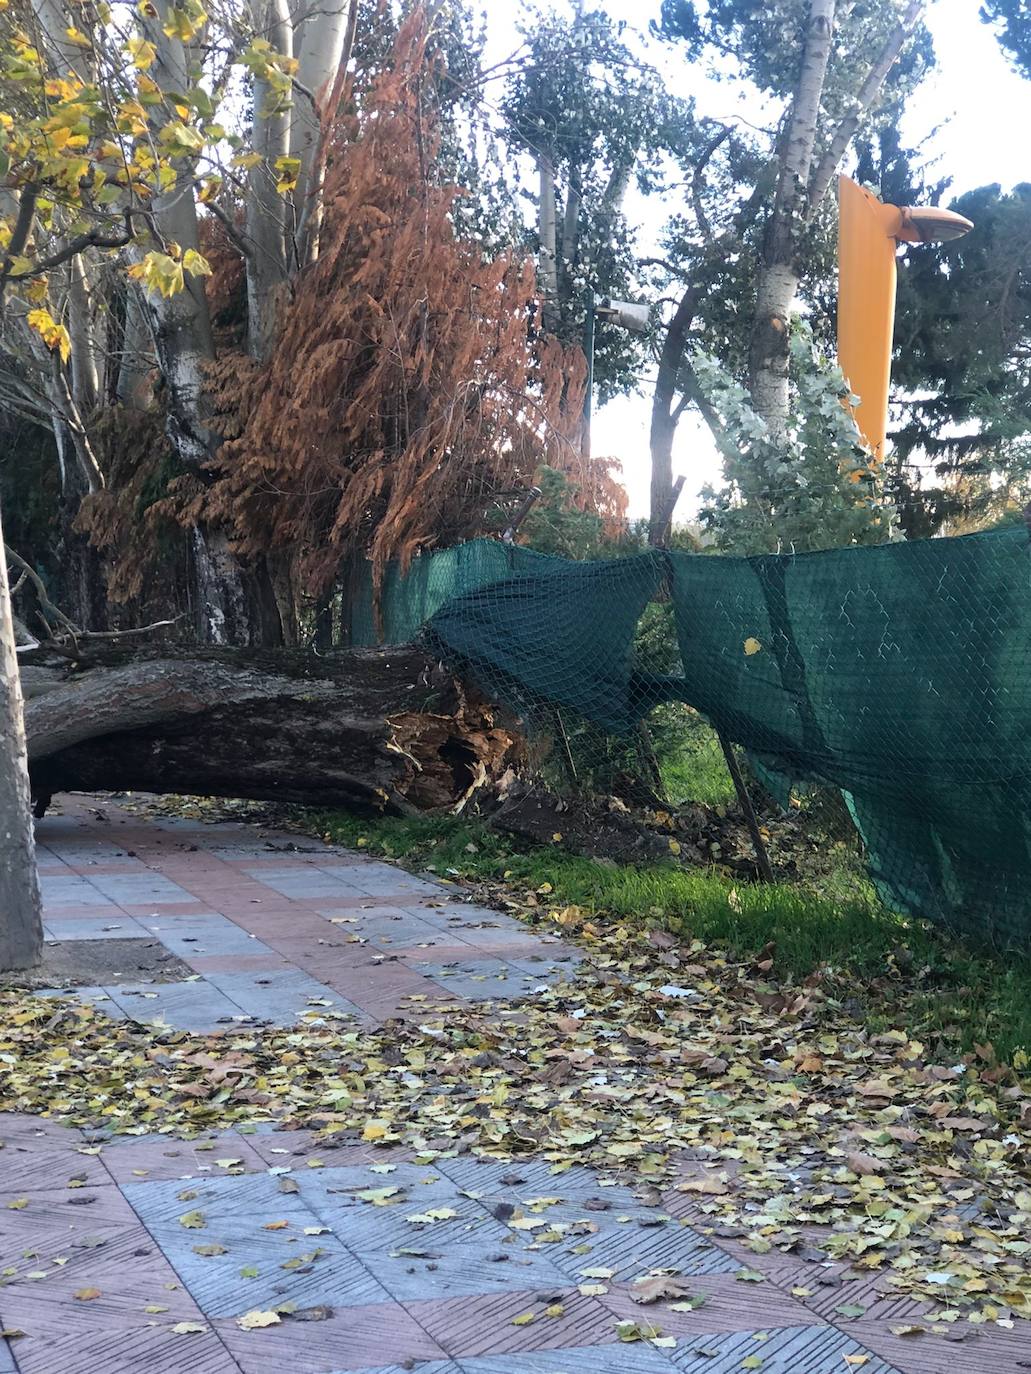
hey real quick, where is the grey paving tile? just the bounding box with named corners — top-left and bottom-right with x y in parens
top-left (359, 1364), bottom-right (462, 1374)
top-left (338, 867), bottom-right (443, 897)
top-left (33, 986), bottom-right (128, 1019)
top-left (292, 1162), bottom-right (463, 1210)
top-left (103, 981), bottom-right (247, 1030)
top-left (202, 969), bottom-right (362, 1024)
top-left (139, 916), bottom-right (273, 957)
top-left (122, 1170), bottom-right (315, 1230)
top-left (667, 1324), bottom-right (901, 1371)
top-left (458, 1348), bottom-right (675, 1373)
top-left (435, 1158), bottom-right (638, 1206)
top-left (86, 873), bottom-right (197, 903)
top-left (146, 1221), bottom-right (388, 1317)
top-left (358, 1237), bottom-right (571, 1301)
top-left (412, 959), bottom-right (539, 1001)
top-left (509, 950), bottom-right (584, 975)
top-left (336, 911), bottom-right (463, 949)
top-left (43, 916), bottom-right (150, 940)
top-left (547, 1215), bottom-right (741, 1282)
top-left (463, 926), bottom-right (564, 950)
top-left (39, 877), bottom-right (116, 907)
top-left (250, 872), bottom-right (368, 899)
top-left (404, 902), bottom-right (519, 930)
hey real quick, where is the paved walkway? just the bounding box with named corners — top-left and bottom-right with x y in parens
top-left (0, 796), bottom-right (1026, 1374)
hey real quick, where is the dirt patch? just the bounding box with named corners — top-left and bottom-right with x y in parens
top-left (488, 782), bottom-right (830, 881)
top-left (0, 938), bottom-right (195, 990)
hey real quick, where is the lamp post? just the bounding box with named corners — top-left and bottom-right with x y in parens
top-left (837, 175), bottom-right (973, 460)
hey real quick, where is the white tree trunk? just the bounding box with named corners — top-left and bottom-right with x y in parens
top-left (246, 0), bottom-right (292, 359)
top-left (117, 284), bottom-right (156, 409)
top-left (538, 155), bottom-right (559, 331)
top-left (66, 253), bottom-right (99, 411)
top-left (0, 506), bottom-right (43, 973)
top-left (748, 0), bottom-right (836, 434)
top-left (289, 0), bottom-right (359, 266)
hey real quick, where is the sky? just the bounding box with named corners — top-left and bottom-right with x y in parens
top-left (486, 0), bottom-right (1030, 518)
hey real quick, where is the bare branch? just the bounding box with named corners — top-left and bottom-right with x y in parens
top-left (4, 544), bottom-right (79, 638)
top-left (692, 126), bottom-right (731, 241)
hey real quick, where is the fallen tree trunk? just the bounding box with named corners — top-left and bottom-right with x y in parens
top-left (24, 645), bottom-right (521, 813)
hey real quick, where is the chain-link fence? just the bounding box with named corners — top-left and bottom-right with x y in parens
top-left (346, 527), bottom-right (1031, 948)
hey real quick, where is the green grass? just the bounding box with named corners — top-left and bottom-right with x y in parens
top-left (656, 710), bottom-right (739, 807)
top-left (660, 744), bottom-right (737, 807)
top-left (311, 809), bottom-right (1031, 1067)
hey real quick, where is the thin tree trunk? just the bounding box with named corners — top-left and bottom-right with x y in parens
top-left (649, 285), bottom-right (701, 542)
top-left (0, 504), bottom-right (43, 972)
top-left (116, 284), bottom-right (155, 409)
top-left (66, 254), bottom-right (99, 412)
top-left (246, 0), bottom-right (292, 359)
top-left (538, 154), bottom-right (559, 332)
top-left (748, 0), bottom-right (835, 433)
top-left (289, 0), bottom-right (359, 267)
top-left (559, 168), bottom-right (582, 301)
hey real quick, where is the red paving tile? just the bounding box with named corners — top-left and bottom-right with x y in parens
top-left (404, 1286), bottom-right (616, 1357)
top-left (214, 1301), bottom-right (447, 1372)
top-left (185, 956), bottom-right (292, 974)
top-left (847, 1316), bottom-right (1031, 1374)
top-left (7, 1325), bottom-right (242, 1374)
top-left (99, 1134), bottom-right (269, 1184)
top-left (599, 1273), bottom-right (826, 1335)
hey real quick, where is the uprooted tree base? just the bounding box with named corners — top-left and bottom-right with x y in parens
top-left (23, 644), bottom-right (523, 815)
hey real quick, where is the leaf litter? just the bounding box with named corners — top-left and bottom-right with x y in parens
top-left (1, 914), bottom-right (1030, 1328)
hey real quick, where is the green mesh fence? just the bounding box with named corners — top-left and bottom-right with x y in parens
top-left (346, 527), bottom-right (1031, 947)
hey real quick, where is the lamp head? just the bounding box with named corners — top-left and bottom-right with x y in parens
top-left (896, 206), bottom-right (974, 244)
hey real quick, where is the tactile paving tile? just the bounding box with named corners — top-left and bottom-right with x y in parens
top-left (666, 1324), bottom-right (900, 1372)
top-left (458, 1347), bottom-right (675, 1373)
top-left (214, 1301), bottom-right (447, 1374)
top-left (546, 1213), bottom-right (742, 1283)
top-left (357, 1238), bottom-right (571, 1302)
top-left (145, 1223), bottom-right (388, 1317)
top-left (0, 1324), bottom-right (243, 1374)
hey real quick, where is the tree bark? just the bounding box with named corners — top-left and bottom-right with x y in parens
top-left (748, 0), bottom-right (835, 434)
top-left (25, 645), bottom-right (522, 814)
top-left (246, 0), bottom-right (292, 359)
top-left (538, 155), bottom-right (559, 332)
top-left (289, 0), bottom-right (360, 268)
top-left (649, 284), bottom-right (702, 542)
top-left (0, 505), bottom-right (43, 972)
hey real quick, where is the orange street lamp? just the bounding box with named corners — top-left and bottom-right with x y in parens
top-left (837, 175), bottom-right (973, 461)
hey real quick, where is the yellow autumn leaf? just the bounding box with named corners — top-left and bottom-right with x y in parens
top-left (273, 154), bottom-right (301, 194)
top-left (237, 1309), bottom-right (281, 1330)
top-left (182, 248), bottom-right (213, 278)
top-left (26, 308), bottom-right (71, 362)
top-left (126, 36), bottom-right (156, 70)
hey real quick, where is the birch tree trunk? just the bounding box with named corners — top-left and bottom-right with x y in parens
top-left (538, 155), bottom-right (559, 332)
top-left (116, 284), bottom-right (156, 409)
top-left (289, 0), bottom-right (359, 267)
top-left (0, 506), bottom-right (43, 972)
top-left (748, 0), bottom-right (835, 433)
top-left (246, 0), bottom-right (292, 360)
